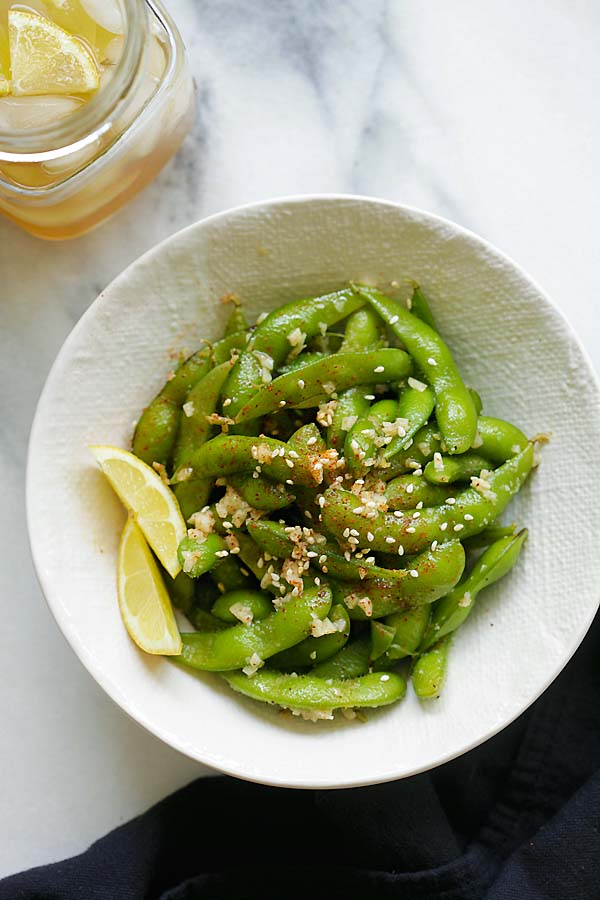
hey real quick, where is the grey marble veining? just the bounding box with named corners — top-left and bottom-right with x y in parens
top-left (2, 0), bottom-right (600, 876)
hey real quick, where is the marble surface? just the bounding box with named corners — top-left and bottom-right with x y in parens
top-left (1, 0), bottom-right (600, 878)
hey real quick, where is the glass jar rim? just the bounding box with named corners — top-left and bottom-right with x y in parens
top-left (0, 0), bottom-right (148, 160)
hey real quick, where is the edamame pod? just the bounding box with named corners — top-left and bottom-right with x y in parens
top-left (269, 604), bottom-right (350, 669)
top-left (356, 284), bottom-right (477, 454)
top-left (177, 533), bottom-right (229, 578)
top-left (383, 606), bottom-right (430, 659)
top-left (222, 668), bottom-right (406, 713)
top-left (177, 584), bottom-right (332, 671)
top-left (420, 529), bottom-right (527, 650)
top-left (312, 637), bottom-right (371, 679)
top-left (385, 474), bottom-right (454, 510)
top-left (370, 621), bottom-right (396, 660)
top-left (424, 453), bottom-right (492, 485)
top-left (174, 434), bottom-right (331, 488)
top-left (332, 540), bottom-right (466, 619)
top-left (322, 444), bottom-right (534, 555)
top-left (234, 349), bottom-right (413, 423)
top-left (223, 288), bottom-right (365, 416)
top-left (383, 384), bottom-right (435, 461)
top-left (408, 282), bottom-right (437, 330)
top-left (412, 638), bottom-right (450, 699)
top-left (212, 589), bottom-right (273, 624)
top-left (228, 473), bottom-right (295, 512)
top-left (345, 398), bottom-right (399, 476)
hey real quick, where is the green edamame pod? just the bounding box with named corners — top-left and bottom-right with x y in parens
top-left (327, 308), bottom-right (383, 449)
top-left (234, 349), bottom-right (412, 423)
top-left (133, 332), bottom-right (244, 468)
top-left (212, 589), bottom-right (273, 624)
top-left (188, 607), bottom-right (228, 633)
top-left (269, 604), bottom-right (350, 669)
top-left (332, 540), bottom-right (465, 619)
top-left (279, 352), bottom-right (324, 374)
top-left (166, 571), bottom-right (195, 614)
top-left (209, 554), bottom-right (256, 593)
top-left (228, 473), bottom-right (295, 512)
top-left (132, 348), bottom-right (212, 467)
top-left (461, 523), bottom-right (516, 550)
top-left (247, 518), bottom-right (420, 588)
top-left (476, 417), bottom-right (528, 463)
top-left (420, 529), bottom-right (527, 650)
top-left (177, 533), bottom-right (229, 578)
top-left (173, 358), bottom-right (237, 472)
top-left (172, 357), bottom-right (238, 520)
top-left (408, 282), bottom-right (437, 330)
top-left (384, 606), bottom-right (430, 659)
top-left (222, 668), bottom-right (406, 712)
top-left (322, 443), bottom-right (534, 555)
top-left (469, 389), bottom-right (483, 416)
top-left (174, 434), bottom-right (328, 488)
top-left (327, 386), bottom-right (372, 450)
top-left (177, 583), bottom-right (332, 671)
top-left (385, 474), bottom-right (454, 510)
top-left (341, 307), bottom-right (383, 352)
top-left (223, 288), bottom-right (365, 416)
top-left (383, 384), bottom-right (436, 461)
top-left (424, 453), bottom-right (492, 485)
top-left (412, 637), bottom-right (450, 699)
top-left (312, 636), bottom-right (371, 680)
top-left (223, 297), bottom-right (248, 336)
top-left (345, 398), bottom-right (399, 476)
top-left (370, 621), bottom-right (396, 660)
top-left (355, 284), bottom-right (477, 454)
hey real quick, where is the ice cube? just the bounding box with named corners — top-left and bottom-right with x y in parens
top-left (80, 0), bottom-right (123, 34)
top-left (103, 35), bottom-right (124, 65)
top-left (0, 95), bottom-right (82, 129)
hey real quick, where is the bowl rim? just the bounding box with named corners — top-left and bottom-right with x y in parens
top-left (26, 193), bottom-right (600, 789)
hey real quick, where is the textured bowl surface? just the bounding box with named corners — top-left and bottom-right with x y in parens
top-left (27, 195), bottom-right (600, 788)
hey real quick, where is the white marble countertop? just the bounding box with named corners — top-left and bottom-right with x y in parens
top-left (2, 0), bottom-right (600, 878)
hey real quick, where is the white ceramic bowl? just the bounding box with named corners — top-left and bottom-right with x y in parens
top-left (27, 195), bottom-right (600, 789)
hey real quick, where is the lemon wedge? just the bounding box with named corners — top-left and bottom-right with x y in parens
top-left (0, 24), bottom-right (10, 95)
top-left (90, 445), bottom-right (186, 578)
top-left (9, 9), bottom-right (100, 96)
top-left (118, 516), bottom-right (182, 655)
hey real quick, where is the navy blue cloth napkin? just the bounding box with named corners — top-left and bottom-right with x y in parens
top-left (3, 611), bottom-right (599, 900)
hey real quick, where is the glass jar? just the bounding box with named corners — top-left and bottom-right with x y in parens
top-left (0, 0), bottom-right (195, 239)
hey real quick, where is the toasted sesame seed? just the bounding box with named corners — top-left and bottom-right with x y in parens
top-left (393, 510), bottom-right (403, 518)
top-left (453, 523), bottom-right (464, 532)
top-left (364, 394), bottom-right (376, 401)
top-left (464, 513), bottom-right (474, 521)
top-left (385, 536), bottom-right (396, 544)
top-left (307, 436), bottom-right (318, 446)
top-left (406, 483), bottom-right (414, 494)
top-left (297, 379), bottom-right (305, 389)
top-left (285, 479), bottom-right (294, 485)
top-left (367, 531), bottom-right (375, 542)
top-left (285, 458), bottom-right (295, 468)
top-left (374, 365), bottom-right (385, 373)
top-left (447, 497), bottom-right (456, 505)
top-left (412, 511), bottom-right (421, 519)
top-left (390, 314), bottom-right (399, 325)
top-left (406, 526), bottom-right (416, 533)
top-left (397, 546), bottom-right (405, 556)
top-left (409, 569), bottom-right (419, 578)
top-left (380, 674), bottom-right (390, 682)
top-left (279, 400), bottom-right (286, 407)
top-left (440, 522), bottom-right (448, 531)
top-left (431, 540), bottom-right (438, 551)
top-left (222, 398), bottom-right (232, 407)
top-left (416, 501), bottom-right (424, 509)
top-left (427, 357), bottom-right (437, 366)
top-left (215, 550), bottom-right (229, 558)
top-left (222, 521), bottom-right (233, 529)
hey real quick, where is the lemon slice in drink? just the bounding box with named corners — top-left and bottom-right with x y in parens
top-left (118, 516), bottom-right (182, 655)
top-left (9, 9), bottom-right (100, 96)
top-left (0, 24), bottom-right (10, 95)
top-left (90, 445), bottom-right (186, 578)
